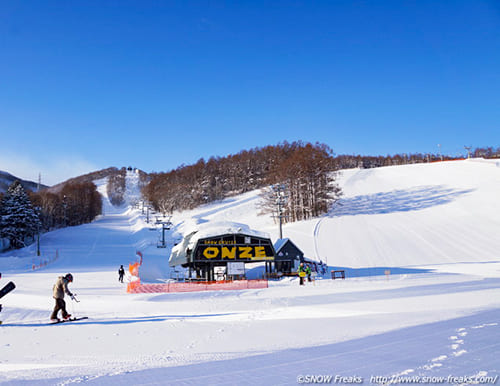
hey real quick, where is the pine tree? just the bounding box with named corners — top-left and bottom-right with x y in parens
top-left (0, 181), bottom-right (41, 249)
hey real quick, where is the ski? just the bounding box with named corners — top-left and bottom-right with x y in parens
top-left (0, 281), bottom-right (15, 300)
top-left (50, 316), bottom-right (88, 324)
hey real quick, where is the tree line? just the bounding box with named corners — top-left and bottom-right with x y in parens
top-left (0, 180), bottom-right (102, 250)
top-left (142, 144), bottom-right (499, 225)
top-left (31, 181), bottom-right (102, 230)
top-left (1, 144), bottom-right (498, 251)
top-left (335, 146), bottom-right (500, 169)
top-left (143, 141), bottom-right (342, 223)
top-left (336, 152), bottom-right (458, 169)
top-left (0, 166), bottom-right (151, 251)
top-left (471, 146), bottom-right (500, 159)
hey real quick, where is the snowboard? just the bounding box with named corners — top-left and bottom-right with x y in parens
top-left (50, 316), bottom-right (88, 324)
top-left (0, 281), bottom-right (15, 300)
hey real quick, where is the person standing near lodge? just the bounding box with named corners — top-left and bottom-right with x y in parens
top-left (306, 264), bottom-right (312, 282)
top-left (50, 273), bottom-right (75, 322)
top-left (118, 265), bottom-right (125, 283)
top-left (298, 262), bottom-right (306, 285)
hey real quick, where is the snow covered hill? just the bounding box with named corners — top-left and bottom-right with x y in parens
top-left (0, 170), bottom-right (47, 193)
top-left (171, 158), bottom-right (500, 270)
top-left (0, 159), bottom-right (499, 385)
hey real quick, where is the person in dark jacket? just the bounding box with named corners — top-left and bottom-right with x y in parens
top-left (118, 265), bottom-right (125, 283)
top-left (50, 273), bottom-right (74, 322)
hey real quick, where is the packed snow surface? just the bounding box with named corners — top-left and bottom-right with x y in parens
top-left (1, 159), bottom-right (499, 385)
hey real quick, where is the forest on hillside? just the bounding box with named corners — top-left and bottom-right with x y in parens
top-left (31, 182), bottom-right (102, 230)
top-left (143, 142), bottom-right (342, 223)
top-left (0, 180), bottom-right (102, 249)
top-left (0, 167), bottom-right (132, 250)
top-left (0, 166), bottom-right (153, 251)
top-left (1, 144), bottom-right (498, 251)
top-left (0, 180), bottom-right (101, 250)
top-left (142, 144), bottom-right (500, 224)
top-left (335, 146), bottom-right (500, 169)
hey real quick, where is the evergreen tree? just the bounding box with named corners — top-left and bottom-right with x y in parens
top-left (0, 181), bottom-right (41, 249)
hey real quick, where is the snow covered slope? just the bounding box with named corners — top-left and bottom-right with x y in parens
top-left (313, 159), bottom-right (500, 267)
top-left (171, 158), bottom-right (500, 269)
top-left (0, 159), bottom-right (499, 385)
top-left (123, 168), bottom-right (142, 206)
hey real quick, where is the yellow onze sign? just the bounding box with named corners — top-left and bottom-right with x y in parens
top-left (201, 246), bottom-right (272, 260)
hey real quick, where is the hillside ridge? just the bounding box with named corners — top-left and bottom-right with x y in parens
top-left (0, 171), bottom-right (48, 193)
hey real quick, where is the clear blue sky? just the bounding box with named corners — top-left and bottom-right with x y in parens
top-left (1, 1), bottom-right (499, 185)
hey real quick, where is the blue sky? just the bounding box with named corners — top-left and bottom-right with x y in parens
top-left (1, 1), bottom-right (499, 185)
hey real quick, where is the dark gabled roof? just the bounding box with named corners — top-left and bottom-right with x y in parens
top-left (274, 238), bottom-right (304, 255)
top-left (273, 238), bottom-right (289, 253)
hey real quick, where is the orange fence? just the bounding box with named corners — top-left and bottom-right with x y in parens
top-left (127, 279), bottom-right (268, 294)
top-left (32, 249), bottom-right (59, 270)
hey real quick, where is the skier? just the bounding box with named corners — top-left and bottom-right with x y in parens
top-left (50, 273), bottom-right (75, 322)
top-left (118, 265), bottom-right (125, 283)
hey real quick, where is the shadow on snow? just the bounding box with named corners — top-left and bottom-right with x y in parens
top-left (330, 185), bottom-right (474, 217)
top-left (4, 312), bottom-right (236, 328)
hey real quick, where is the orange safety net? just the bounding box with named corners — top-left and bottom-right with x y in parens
top-left (129, 262), bottom-right (140, 277)
top-left (127, 280), bottom-right (268, 294)
top-left (126, 251), bottom-right (143, 293)
top-left (126, 279), bottom-right (141, 293)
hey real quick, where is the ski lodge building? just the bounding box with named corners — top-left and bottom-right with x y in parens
top-left (273, 238), bottom-right (304, 274)
top-left (169, 222), bottom-right (276, 281)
